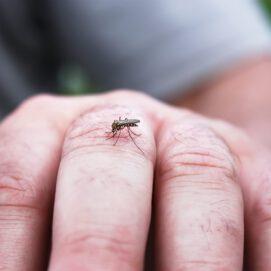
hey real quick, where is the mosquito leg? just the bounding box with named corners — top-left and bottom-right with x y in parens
top-left (106, 131), bottom-right (116, 140)
top-left (127, 128), bottom-right (144, 154)
top-left (128, 127), bottom-right (141, 137)
top-left (114, 130), bottom-right (122, 145)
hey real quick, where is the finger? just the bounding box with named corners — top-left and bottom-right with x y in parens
top-left (238, 151), bottom-right (271, 271)
top-left (0, 95), bottom-right (95, 270)
top-left (155, 116), bottom-right (244, 270)
top-left (211, 121), bottom-right (271, 271)
top-left (49, 105), bottom-right (156, 270)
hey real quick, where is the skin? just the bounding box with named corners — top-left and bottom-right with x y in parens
top-left (179, 56), bottom-right (271, 148)
top-left (0, 58), bottom-right (271, 270)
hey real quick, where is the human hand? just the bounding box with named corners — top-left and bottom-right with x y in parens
top-left (0, 91), bottom-right (270, 270)
top-left (179, 56), bottom-right (271, 149)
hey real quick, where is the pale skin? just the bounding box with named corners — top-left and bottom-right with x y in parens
top-left (1, 57), bottom-right (271, 270)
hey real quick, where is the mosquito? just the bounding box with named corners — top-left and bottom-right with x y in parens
top-left (106, 117), bottom-right (144, 153)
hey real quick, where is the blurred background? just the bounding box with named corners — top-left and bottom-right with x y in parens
top-left (0, 0), bottom-right (271, 116)
top-left (59, 0), bottom-right (271, 96)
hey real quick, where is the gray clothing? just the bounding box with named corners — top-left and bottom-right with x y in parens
top-left (0, 0), bottom-right (271, 116)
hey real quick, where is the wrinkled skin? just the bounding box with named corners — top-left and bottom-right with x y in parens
top-left (0, 88), bottom-right (271, 271)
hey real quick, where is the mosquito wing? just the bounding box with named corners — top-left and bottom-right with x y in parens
top-left (118, 118), bottom-right (140, 125)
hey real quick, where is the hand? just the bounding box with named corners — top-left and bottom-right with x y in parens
top-left (0, 91), bottom-right (270, 270)
top-left (179, 56), bottom-right (271, 149)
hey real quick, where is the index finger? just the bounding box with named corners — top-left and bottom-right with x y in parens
top-left (0, 95), bottom-right (98, 270)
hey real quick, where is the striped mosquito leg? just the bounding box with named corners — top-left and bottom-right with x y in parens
top-left (128, 127), bottom-right (141, 137)
top-left (114, 130), bottom-right (122, 145)
top-left (127, 127), bottom-right (144, 154)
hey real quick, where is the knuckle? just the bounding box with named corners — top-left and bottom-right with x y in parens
top-left (19, 93), bottom-right (57, 109)
top-left (62, 104), bottom-right (153, 159)
top-left (62, 108), bottom-right (109, 157)
top-left (163, 147), bottom-right (235, 183)
top-left (0, 169), bottom-right (49, 214)
top-left (16, 94), bottom-right (62, 119)
top-left (159, 122), bottom-right (237, 187)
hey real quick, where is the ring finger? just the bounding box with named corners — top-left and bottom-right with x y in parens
top-left (155, 114), bottom-right (244, 270)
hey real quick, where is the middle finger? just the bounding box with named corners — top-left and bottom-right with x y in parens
top-left (49, 104), bottom-right (156, 271)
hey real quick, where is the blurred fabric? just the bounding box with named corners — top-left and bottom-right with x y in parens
top-left (0, 0), bottom-right (270, 116)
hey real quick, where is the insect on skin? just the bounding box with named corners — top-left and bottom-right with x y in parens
top-left (106, 117), bottom-right (144, 153)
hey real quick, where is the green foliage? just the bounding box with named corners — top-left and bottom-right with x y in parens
top-left (57, 65), bottom-right (101, 95)
top-left (261, 0), bottom-right (271, 19)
